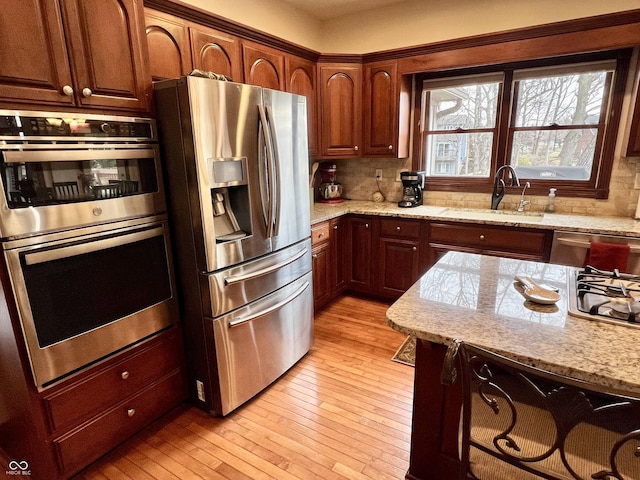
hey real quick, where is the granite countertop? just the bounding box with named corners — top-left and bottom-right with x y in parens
top-left (386, 251), bottom-right (640, 396)
top-left (311, 200), bottom-right (640, 237)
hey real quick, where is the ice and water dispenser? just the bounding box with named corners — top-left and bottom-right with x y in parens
top-left (208, 157), bottom-right (250, 242)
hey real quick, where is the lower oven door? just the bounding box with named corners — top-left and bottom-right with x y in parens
top-left (211, 272), bottom-right (313, 415)
top-left (3, 215), bottom-right (178, 390)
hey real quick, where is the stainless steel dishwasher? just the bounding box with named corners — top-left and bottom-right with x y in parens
top-left (550, 230), bottom-right (640, 274)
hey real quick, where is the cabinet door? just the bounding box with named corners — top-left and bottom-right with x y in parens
top-left (331, 217), bottom-right (347, 295)
top-left (312, 242), bottom-right (332, 310)
top-left (319, 64), bottom-right (362, 157)
top-left (0, 0), bottom-right (74, 107)
top-left (364, 61), bottom-right (397, 156)
top-left (242, 41), bottom-right (285, 90)
top-left (346, 216), bottom-right (373, 293)
top-left (60, 0), bottom-right (151, 112)
top-left (190, 25), bottom-right (242, 82)
top-left (144, 9), bottom-right (192, 81)
top-left (378, 238), bottom-right (420, 298)
top-left (286, 55), bottom-right (318, 155)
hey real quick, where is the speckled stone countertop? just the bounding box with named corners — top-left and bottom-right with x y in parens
top-left (311, 200), bottom-right (640, 237)
top-left (386, 251), bottom-right (640, 396)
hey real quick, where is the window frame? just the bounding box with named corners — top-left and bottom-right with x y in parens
top-left (412, 49), bottom-right (632, 199)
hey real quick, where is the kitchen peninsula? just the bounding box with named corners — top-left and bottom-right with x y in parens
top-left (386, 251), bottom-right (640, 479)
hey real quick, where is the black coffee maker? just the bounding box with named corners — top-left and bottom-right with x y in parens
top-left (398, 171), bottom-right (424, 207)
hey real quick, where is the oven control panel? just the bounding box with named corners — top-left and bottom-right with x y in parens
top-left (0, 111), bottom-right (154, 140)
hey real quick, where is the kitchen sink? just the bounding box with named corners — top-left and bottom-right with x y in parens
top-left (442, 208), bottom-right (545, 222)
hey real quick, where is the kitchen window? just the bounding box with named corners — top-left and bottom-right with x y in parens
top-left (415, 50), bottom-right (631, 198)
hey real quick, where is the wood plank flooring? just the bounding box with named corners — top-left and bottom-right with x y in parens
top-left (74, 294), bottom-right (415, 480)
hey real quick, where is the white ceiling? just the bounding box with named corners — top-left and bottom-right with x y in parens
top-left (279, 0), bottom-right (408, 20)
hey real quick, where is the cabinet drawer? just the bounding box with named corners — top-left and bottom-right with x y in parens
top-left (53, 369), bottom-right (186, 476)
top-left (430, 223), bottom-right (549, 256)
top-left (43, 327), bottom-right (183, 433)
top-left (380, 218), bottom-right (421, 239)
top-left (311, 221), bottom-right (331, 245)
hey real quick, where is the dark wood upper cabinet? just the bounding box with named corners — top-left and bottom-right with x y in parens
top-left (318, 63), bottom-right (362, 158)
top-left (627, 80), bottom-right (640, 157)
top-left (363, 61), bottom-right (410, 158)
top-left (144, 8), bottom-right (191, 81)
top-left (286, 56), bottom-right (318, 155)
top-left (0, 0), bottom-right (74, 108)
top-left (190, 25), bottom-right (242, 82)
top-left (59, 0), bottom-right (150, 112)
top-left (0, 0), bottom-right (150, 112)
top-left (242, 41), bottom-right (285, 90)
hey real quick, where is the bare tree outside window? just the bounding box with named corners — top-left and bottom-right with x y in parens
top-left (423, 81), bottom-right (500, 177)
top-left (511, 71), bottom-right (609, 181)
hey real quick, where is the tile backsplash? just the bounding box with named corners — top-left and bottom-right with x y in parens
top-left (320, 155), bottom-right (640, 218)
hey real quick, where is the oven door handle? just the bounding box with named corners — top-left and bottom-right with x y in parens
top-left (23, 227), bottom-right (164, 265)
top-left (227, 281), bottom-right (309, 328)
top-left (555, 236), bottom-right (640, 254)
top-left (223, 247), bottom-right (308, 285)
top-left (3, 148), bottom-right (156, 163)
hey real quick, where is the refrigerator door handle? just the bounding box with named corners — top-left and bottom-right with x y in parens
top-left (227, 281), bottom-right (310, 328)
top-left (258, 104), bottom-right (276, 238)
top-left (223, 247), bottom-right (308, 285)
top-left (264, 105), bottom-right (281, 236)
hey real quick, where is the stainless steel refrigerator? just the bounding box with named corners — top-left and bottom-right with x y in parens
top-left (154, 76), bottom-right (313, 415)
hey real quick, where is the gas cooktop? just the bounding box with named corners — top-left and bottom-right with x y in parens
top-left (567, 265), bottom-right (640, 328)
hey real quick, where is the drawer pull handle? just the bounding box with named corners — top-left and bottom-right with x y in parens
top-left (318, 232), bottom-right (325, 238)
top-left (121, 371), bottom-right (129, 380)
top-left (480, 235), bottom-right (485, 240)
top-left (127, 408), bottom-right (136, 417)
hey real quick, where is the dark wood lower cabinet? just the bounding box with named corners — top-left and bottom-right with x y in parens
top-left (311, 217), bottom-right (346, 310)
top-left (409, 339), bottom-right (462, 479)
top-left (0, 326), bottom-right (187, 480)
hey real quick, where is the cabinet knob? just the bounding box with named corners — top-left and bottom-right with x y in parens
top-left (127, 408), bottom-right (136, 417)
top-left (62, 85), bottom-right (74, 96)
top-left (396, 226), bottom-right (401, 231)
top-left (121, 371), bottom-right (129, 380)
top-left (388, 145), bottom-right (393, 150)
top-left (412, 246), bottom-right (417, 251)
top-left (354, 145), bottom-right (359, 151)
top-left (82, 87), bottom-right (93, 97)
top-left (318, 232), bottom-right (325, 238)
top-left (312, 254), bottom-right (318, 258)
top-left (479, 234), bottom-right (485, 240)
top-left (365, 223), bottom-right (369, 228)
top-left (333, 225), bottom-right (338, 230)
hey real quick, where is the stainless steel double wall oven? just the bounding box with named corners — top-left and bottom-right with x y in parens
top-left (0, 110), bottom-right (178, 390)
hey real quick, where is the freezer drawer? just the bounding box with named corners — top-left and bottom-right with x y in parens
top-left (205, 238), bottom-right (311, 318)
top-left (211, 272), bottom-right (313, 415)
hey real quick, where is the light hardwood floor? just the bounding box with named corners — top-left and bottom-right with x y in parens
top-left (74, 294), bottom-right (415, 480)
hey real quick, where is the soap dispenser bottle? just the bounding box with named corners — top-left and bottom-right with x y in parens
top-left (544, 188), bottom-right (556, 213)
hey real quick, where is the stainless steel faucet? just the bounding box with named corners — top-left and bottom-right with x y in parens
top-left (491, 165), bottom-right (520, 210)
top-left (517, 181), bottom-right (531, 212)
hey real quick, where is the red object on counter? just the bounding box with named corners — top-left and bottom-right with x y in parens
top-left (584, 241), bottom-right (630, 272)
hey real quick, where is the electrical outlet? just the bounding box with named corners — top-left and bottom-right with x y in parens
top-left (196, 380), bottom-right (205, 402)
top-left (375, 169), bottom-right (383, 180)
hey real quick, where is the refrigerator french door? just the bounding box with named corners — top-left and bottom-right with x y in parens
top-left (154, 76), bottom-right (312, 415)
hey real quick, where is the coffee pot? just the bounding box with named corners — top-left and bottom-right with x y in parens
top-left (398, 171), bottom-right (424, 208)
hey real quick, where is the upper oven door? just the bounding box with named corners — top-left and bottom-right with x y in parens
top-left (0, 145), bottom-right (166, 239)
